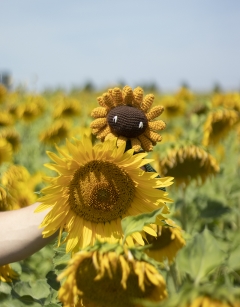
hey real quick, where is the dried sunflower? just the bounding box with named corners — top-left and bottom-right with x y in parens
top-left (0, 264), bottom-right (18, 282)
top-left (159, 145), bottom-right (219, 187)
top-left (35, 137), bottom-right (173, 253)
top-left (90, 86), bottom-right (166, 152)
top-left (57, 244), bottom-right (167, 307)
top-left (144, 219), bottom-right (185, 263)
top-left (0, 128), bottom-right (21, 152)
top-left (202, 109), bottom-right (239, 146)
top-left (39, 120), bottom-right (71, 145)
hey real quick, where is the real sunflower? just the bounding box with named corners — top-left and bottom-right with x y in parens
top-left (0, 84), bottom-right (7, 104)
top-left (35, 137), bottom-right (173, 252)
top-left (39, 120), bottom-right (71, 145)
top-left (57, 246), bottom-right (167, 307)
top-left (186, 295), bottom-right (240, 307)
top-left (0, 264), bottom-right (18, 282)
top-left (202, 109), bottom-right (239, 147)
top-left (0, 139), bottom-right (12, 165)
top-left (90, 86), bottom-right (166, 152)
top-left (16, 95), bottom-right (45, 123)
top-left (1, 165), bottom-right (41, 209)
top-left (212, 92), bottom-right (240, 112)
top-left (0, 186), bottom-right (9, 211)
top-left (0, 111), bottom-right (14, 127)
top-left (0, 128), bottom-right (21, 152)
top-left (53, 96), bottom-right (81, 119)
top-left (158, 145), bottom-right (219, 187)
top-left (144, 219), bottom-right (185, 264)
top-left (160, 95), bottom-right (186, 119)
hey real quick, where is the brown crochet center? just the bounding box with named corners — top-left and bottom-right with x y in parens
top-left (107, 105), bottom-right (148, 138)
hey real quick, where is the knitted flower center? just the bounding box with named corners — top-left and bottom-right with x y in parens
top-left (107, 105), bottom-right (148, 138)
top-left (68, 160), bottom-right (135, 223)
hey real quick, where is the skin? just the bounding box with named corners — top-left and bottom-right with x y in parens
top-left (0, 202), bottom-right (58, 266)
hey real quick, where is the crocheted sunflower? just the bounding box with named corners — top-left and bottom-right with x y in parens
top-left (90, 86), bottom-right (166, 152)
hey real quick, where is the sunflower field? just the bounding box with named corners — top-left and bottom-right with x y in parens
top-left (0, 83), bottom-right (240, 307)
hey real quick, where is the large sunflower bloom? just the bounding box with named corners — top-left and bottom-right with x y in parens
top-left (35, 137), bottom-right (173, 252)
top-left (158, 145), bottom-right (219, 187)
top-left (90, 86), bottom-right (166, 152)
top-left (144, 219), bottom-right (185, 264)
top-left (0, 264), bottom-right (18, 282)
top-left (202, 109), bottom-right (239, 146)
top-left (58, 248), bottom-right (167, 307)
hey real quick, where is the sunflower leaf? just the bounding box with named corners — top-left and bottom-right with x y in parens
top-left (176, 228), bottom-right (226, 284)
top-left (121, 208), bottom-right (165, 243)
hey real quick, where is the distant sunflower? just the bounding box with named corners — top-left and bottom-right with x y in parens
top-left (0, 186), bottom-right (9, 211)
top-left (203, 109), bottom-right (239, 146)
top-left (0, 264), bottom-right (18, 282)
top-left (0, 128), bottom-right (21, 152)
top-left (0, 84), bottom-right (7, 104)
top-left (175, 86), bottom-right (194, 102)
top-left (187, 296), bottom-right (238, 307)
top-left (39, 120), bottom-right (71, 145)
top-left (144, 219), bottom-right (185, 263)
top-left (53, 97), bottom-right (81, 119)
top-left (212, 92), bottom-right (240, 112)
top-left (35, 137), bottom-right (173, 252)
top-left (160, 96), bottom-right (186, 119)
top-left (1, 165), bottom-right (41, 209)
top-left (58, 247), bottom-right (167, 307)
top-left (0, 112), bottom-right (14, 127)
top-left (16, 96), bottom-right (45, 123)
top-left (159, 145), bottom-right (219, 187)
top-left (0, 139), bottom-right (12, 165)
top-left (90, 86), bottom-right (166, 152)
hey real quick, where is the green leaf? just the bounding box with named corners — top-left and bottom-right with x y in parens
top-left (121, 208), bottom-right (164, 243)
top-left (46, 271), bottom-right (60, 291)
top-left (13, 279), bottom-right (50, 300)
top-left (0, 281), bottom-right (12, 295)
top-left (52, 244), bottom-right (71, 273)
top-left (200, 200), bottom-right (230, 219)
top-left (176, 228), bottom-right (226, 284)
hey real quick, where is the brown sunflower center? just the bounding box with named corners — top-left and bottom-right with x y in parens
top-left (147, 227), bottom-right (172, 250)
top-left (107, 105), bottom-right (148, 138)
top-left (68, 160), bottom-right (135, 223)
top-left (76, 257), bottom-right (156, 307)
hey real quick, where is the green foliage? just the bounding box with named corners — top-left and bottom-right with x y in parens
top-left (176, 228), bottom-right (226, 285)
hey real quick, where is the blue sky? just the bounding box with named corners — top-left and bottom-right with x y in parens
top-left (1, 0), bottom-right (240, 92)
